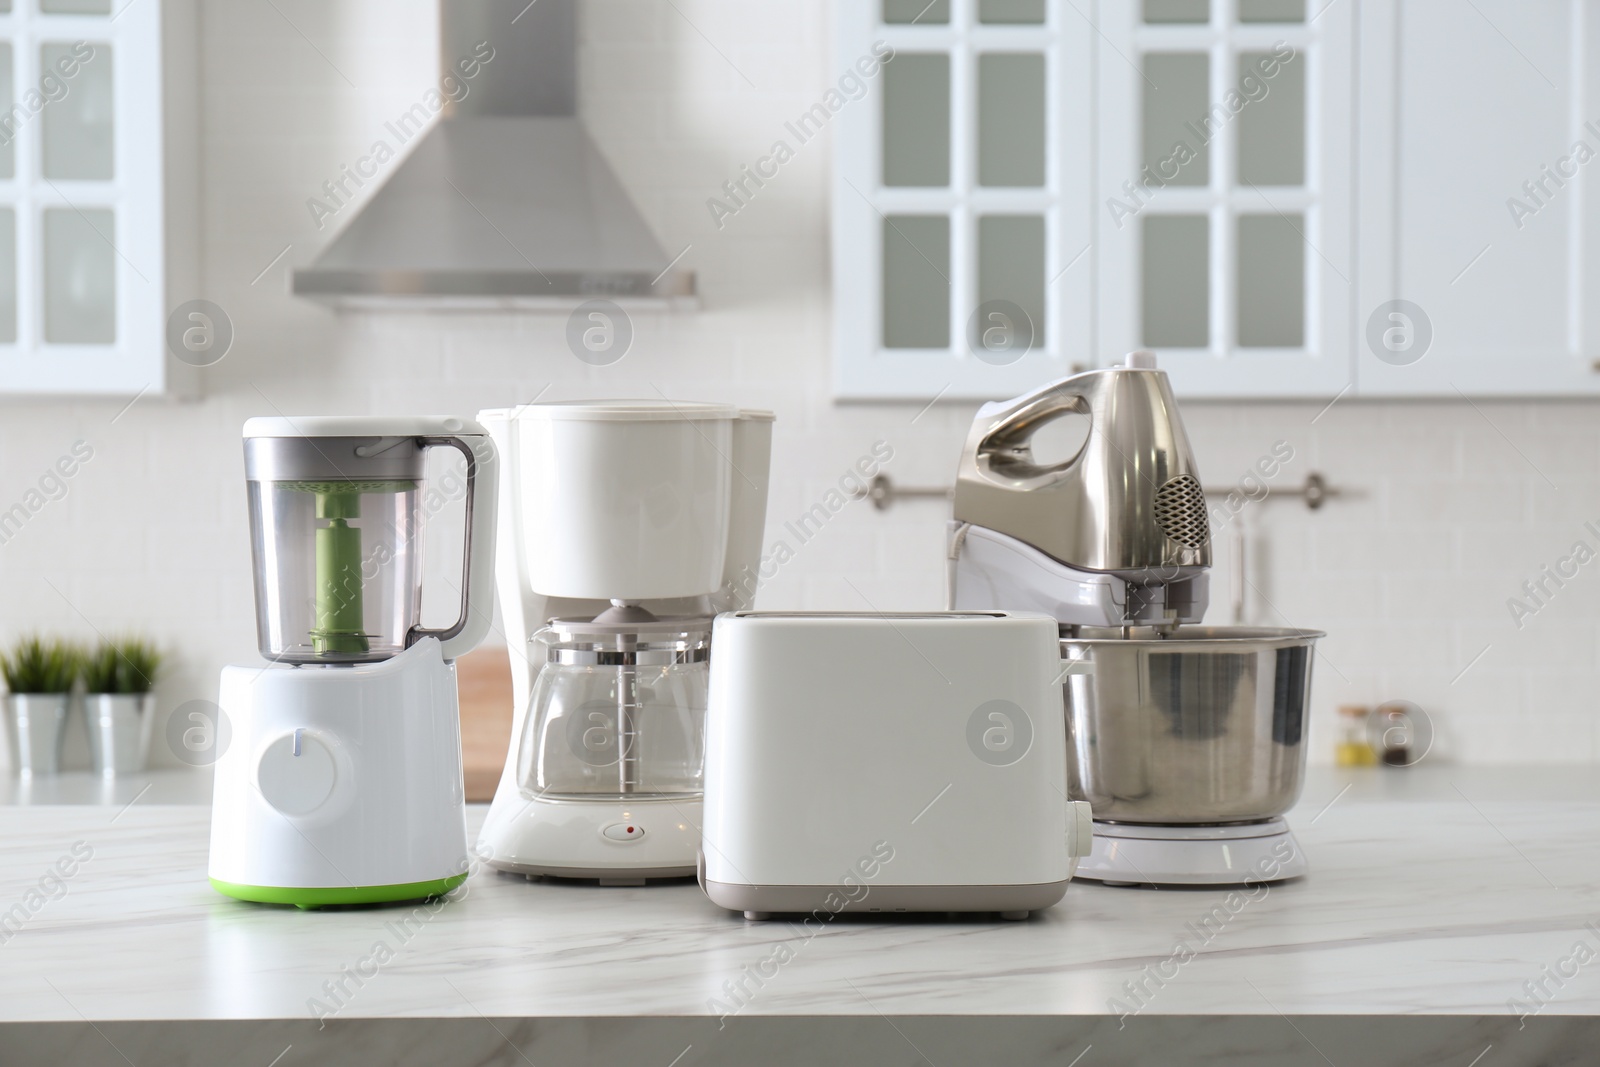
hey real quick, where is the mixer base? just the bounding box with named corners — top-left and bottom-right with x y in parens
top-left (1075, 819), bottom-right (1307, 888)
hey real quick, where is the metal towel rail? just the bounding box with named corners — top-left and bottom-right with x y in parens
top-left (854, 471), bottom-right (1350, 513)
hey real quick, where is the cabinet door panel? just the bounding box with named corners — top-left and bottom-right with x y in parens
top-left (1095, 0), bottom-right (1353, 398)
top-left (1357, 0), bottom-right (1600, 395)
top-left (832, 0), bottom-right (1093, 399)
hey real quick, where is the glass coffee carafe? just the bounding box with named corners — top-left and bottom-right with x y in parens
top-left (518, 618), bottom-right (710, 799)
top-left (244, 428), bottom-right (483, 664)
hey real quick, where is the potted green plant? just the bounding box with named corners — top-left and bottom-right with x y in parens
top-left (82, 638), bottom-right (162, 776)
top-left (1, 636), bottom-right (80, 776)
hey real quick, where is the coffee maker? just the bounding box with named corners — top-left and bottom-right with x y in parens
top-left (949, 355), bottom-right (1321, 887)
top-left (209, 416), bottom-right (498, 907)
top-left (476, 401), bottom-right (773, 883)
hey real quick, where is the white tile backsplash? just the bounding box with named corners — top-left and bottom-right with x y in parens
top-left (0, 0), bottom-right (1592, 772)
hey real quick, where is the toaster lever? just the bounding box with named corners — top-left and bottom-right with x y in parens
top-left (1054, 648), bottom-right (1094, 684)
top-left (1067, 801), bottom-right (1095, 858)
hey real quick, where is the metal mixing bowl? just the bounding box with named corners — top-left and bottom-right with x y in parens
top-left (1061, 626), bottom-right (1325, 825)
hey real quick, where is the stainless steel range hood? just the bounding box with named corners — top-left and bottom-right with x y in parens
top-left (293, 0), bottom-right (693, 307)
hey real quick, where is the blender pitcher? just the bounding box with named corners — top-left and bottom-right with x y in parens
top-left (243, 417), bottom-right (493, 664)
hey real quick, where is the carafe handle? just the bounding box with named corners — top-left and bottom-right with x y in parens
top-left (407, 429), bottom-right (500, 661)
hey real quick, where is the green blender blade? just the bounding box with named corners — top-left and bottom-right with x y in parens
top-left (283, 480), bottom-right (415, 656)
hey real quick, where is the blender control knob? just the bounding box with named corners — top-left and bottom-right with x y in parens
top-left (602, 822), bottom-right (646, 842)
top-left (257, 728), bottom-right (338, 817)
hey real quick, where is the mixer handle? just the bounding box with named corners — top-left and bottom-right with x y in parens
top-left (975, 372), bottom-right (1096, 484)
top-left (406, 431), bottom-right (500, 661)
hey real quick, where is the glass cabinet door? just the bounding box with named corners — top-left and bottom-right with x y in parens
top-left (0, 0), bottom-right (170, 394)
top-left (1093, 0), bottom-right (1353, 398)
top-left (835, 0), bottom-right (1088, 398)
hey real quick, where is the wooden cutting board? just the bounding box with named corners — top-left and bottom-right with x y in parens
top-left (456, 645), bottom-right (514, 802)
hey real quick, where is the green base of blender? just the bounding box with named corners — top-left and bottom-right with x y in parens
top-left (210, 873), bottom-right (467, 909)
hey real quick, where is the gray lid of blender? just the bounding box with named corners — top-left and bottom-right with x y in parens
top-left (244, 435), bottom-right (426, 482)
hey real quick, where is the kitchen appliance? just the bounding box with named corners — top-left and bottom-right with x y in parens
top-left (209, 417), bottom-right (498, 907)
top-left (701, 611), bottom-right (1095, 920)
top-left (1059, 626), bottom-right (1322, 885)
top-left (948, 354), bottom-right (1321, 886)
top-left (476, 401), bottom-right (773, 882)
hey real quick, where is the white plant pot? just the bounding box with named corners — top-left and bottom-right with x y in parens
top-left (4, 694), bottom-right (70, 776)
top-left (84, 693), bottom-right (155, 776)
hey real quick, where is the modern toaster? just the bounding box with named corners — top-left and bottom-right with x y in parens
top-left (700, 611), bottom-right (1094, 921)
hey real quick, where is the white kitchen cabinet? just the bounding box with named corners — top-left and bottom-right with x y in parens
top-left (1356, 0), bottom-right (1600, 397)
top-left (833, 0), bottom-right (1094, 401)
top-left (1095, 0), bottom-right (1354, 399)
top-left (0, 0), bottom-right (197, 396)
top-left (833, 0), bottom-right (1600, 400)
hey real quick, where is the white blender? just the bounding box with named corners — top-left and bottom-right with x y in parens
top-left (948, 354), bottom-right (1322, 887)
top-left (476, 401), bottom-right (773, 883)
top-left (209, 417), bottom-right (498, 907)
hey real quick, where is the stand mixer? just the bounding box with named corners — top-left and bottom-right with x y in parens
top-left (948, 354), bottom-right (1323, 887)
top-left (476, 401), bottom-right (773, 883)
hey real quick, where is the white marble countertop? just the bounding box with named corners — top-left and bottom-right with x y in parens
top-left (0, 767), bottom-right (212, 807)
top-left (3, 767), bottom-right (1598, 1065)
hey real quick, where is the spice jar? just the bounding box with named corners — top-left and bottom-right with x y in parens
top-left (1374, 702), bottom-right (1417, 767)
top-left (1335, 705), bottom-right (1377, 767)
